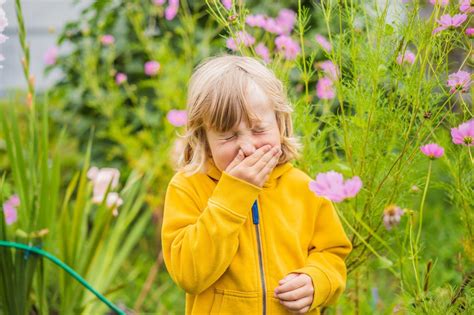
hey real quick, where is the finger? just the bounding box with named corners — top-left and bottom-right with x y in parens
top-left (298, 306), bottom-right (311, 314)
top-left (293, 306), bottom-right (310, 314)
top-left (253, 146), bottom-right (280, 172)
top-left (257, 156), bottom-right (280, 186)
top-left (279, 273), bottom-right (299, 285)
top-left (279, 296), bottom-right (313, 312)
top-left (275, 274), bottom-right (307, 294)
top-left (275, 285), bottom-right (310, 301)
top-left (225, 149), bottom-right (245, 172)
top-left (243, 144), bottom-right (272, 166)
top-left (257, 151), bottom-right (281, 179)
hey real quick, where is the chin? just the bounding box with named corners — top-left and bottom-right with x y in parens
top-left (214, 160), bottom-right (227, 172)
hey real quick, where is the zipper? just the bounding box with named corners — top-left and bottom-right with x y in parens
top-left (252, 200), bottom-right (266, 315)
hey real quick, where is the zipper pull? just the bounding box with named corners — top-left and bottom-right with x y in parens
top-left (252, 200), bottom-right (259, 225)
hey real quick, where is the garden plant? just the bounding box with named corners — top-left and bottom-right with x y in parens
top-left (0, 0), bottom-right (472, 314)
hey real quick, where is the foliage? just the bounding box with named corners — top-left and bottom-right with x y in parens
top-left (0, 0), bottom-right (472, 314)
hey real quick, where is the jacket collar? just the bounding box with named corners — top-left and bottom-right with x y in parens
top-left (205, 158), bottom-right (293, 188)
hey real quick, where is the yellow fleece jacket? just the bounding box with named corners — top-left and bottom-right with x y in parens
top-left (162, 159), bottom-right (352, 314)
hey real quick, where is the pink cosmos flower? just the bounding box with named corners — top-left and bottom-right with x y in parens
top-left (420, 143), bottom-right (444, 159)
top-left (221, 0), bottom-right (232, 10)
top-left (275, 35), bottom-right (300, 60)
top-left (144, 60), bottom-right (160, 76)
top-left (317, 60), bottom-right (339, 81)
top-left (87, 166), bottom-right (120, 199)
top-left (88, 166), bottom-right (123, 216)
top-left (165, 0), bottom-right (179, 21)
top-left (432, 14), bottom-right (468, 34)
top-left (316, 77), bottom-right (336, 100)
top-left (466, 28), bottom-right (474, 36)
top-left (383, 204), bottom-right (405, 231)
top-left (106, 192), bottom-right (123, 216)
top-left (2, 194), bottom-right (20, 225)
top-left (0, 33), bottom-right (7, 44)
top-left (3, 203), bottom-right (17, 225)
top-left (246, 14), bottom-right (267, 28)
top-left (276, 9), bottom-right (296, 35)
top-left (8, 195), bottom-right (19, 207)
top-left (447, 70), bottom-right (471, 93)
top-left (451, 119), bottom-right (474, 146)
top-left (226, 31), bottom-right (255, 51)
top-left (44, 46), bottom-right (59, 65)
top-left (100, 34), bottom-right (115, 45)
top-left (459, 0), bottom-right (474, 13)
top-left (315, 34), bottom-right (332, 52)
top-left (235, 31), bottom-right (255, 46)
top-left (309, 171), bottom-right (362, 203)
top-left (309, 171), bottom-right (345, 202)
top-left (263, 18), bottom-right (283, 34)
top-left (429, 0), bottom-right (449, 6)
top-left (115, 72), bottom-right (127, 85)
top-left (255, 42), bottom-right (271, 63)
top-left (166, 109), bottom-right (187, 127)
top-left (226, 37), bottom-right (237, 50)
top-left (91, 191), bottom-right (123, 216)
top-left (343, 177), bottom-right (363, 199)
top-left (153, 0), bottom-right (166, 5)
top-left (396, 50), bottom-right (416, 65)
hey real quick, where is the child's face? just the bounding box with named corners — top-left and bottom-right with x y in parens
top-left (206, 83), bottom-right (282, 172)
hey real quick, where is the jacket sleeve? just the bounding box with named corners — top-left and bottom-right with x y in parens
top-left (291, 197), bottom-right (352, 310)
top-left (161, 172), bottom-right (261, 295)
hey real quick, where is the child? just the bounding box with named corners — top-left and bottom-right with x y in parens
top-left (162, 55), bottom-right (352, 314)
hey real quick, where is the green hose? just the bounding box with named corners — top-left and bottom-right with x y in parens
top-left (0, 241), bottom-right (126, 315)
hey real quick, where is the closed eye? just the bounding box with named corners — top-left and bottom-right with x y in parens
top-left (220, 129), bottom-right (266, 140)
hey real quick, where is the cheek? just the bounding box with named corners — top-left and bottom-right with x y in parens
top-left (211, 143), bottom-right (239, 169)
top-left (260, 130), bottom-right (281, 148)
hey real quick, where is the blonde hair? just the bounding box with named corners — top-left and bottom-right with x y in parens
top-left (177, 55), bottom-right (301, 176)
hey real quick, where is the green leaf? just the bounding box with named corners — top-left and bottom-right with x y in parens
top-left (376, 256), bottom-right (394, 269)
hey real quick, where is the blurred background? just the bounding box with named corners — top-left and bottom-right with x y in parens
top-left (0, 0), bottom-right (472, 314)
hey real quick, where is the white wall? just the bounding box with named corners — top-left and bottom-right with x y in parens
top-left (0, 0), bottom-right (90, 96)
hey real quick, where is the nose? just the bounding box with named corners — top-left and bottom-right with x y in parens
top-left (239, 134), bottom-right (259, 157)
top-left (240, 142), bottom-right (256, 157)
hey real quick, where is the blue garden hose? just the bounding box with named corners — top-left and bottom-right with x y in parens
top-left (0, 241), bottom-right (126, 315)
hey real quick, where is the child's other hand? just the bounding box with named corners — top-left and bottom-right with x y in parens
top-left (225, 144), bottom-right (281, 188)
top-left (274, 273), bottom-right (314, 314)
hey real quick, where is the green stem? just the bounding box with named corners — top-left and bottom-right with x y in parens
top-left (335, 206), bottom-right (398, 277)
top-left (297, 0), bottom-right (309, 104)
top-left (350, 211), bottom-right (398, 257)
top-left (331, 2), bottom-right (354, 171)
top-left (459, 95), bottom-right (473, 117)
top-left (372, 93), bottom-right (454, 199)
top-left (416, 160), bottom-right (432, 247)
top-left (409, 215), bottom-right (422, 295)
top-left (409, 159), bottom-right (433, 299)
